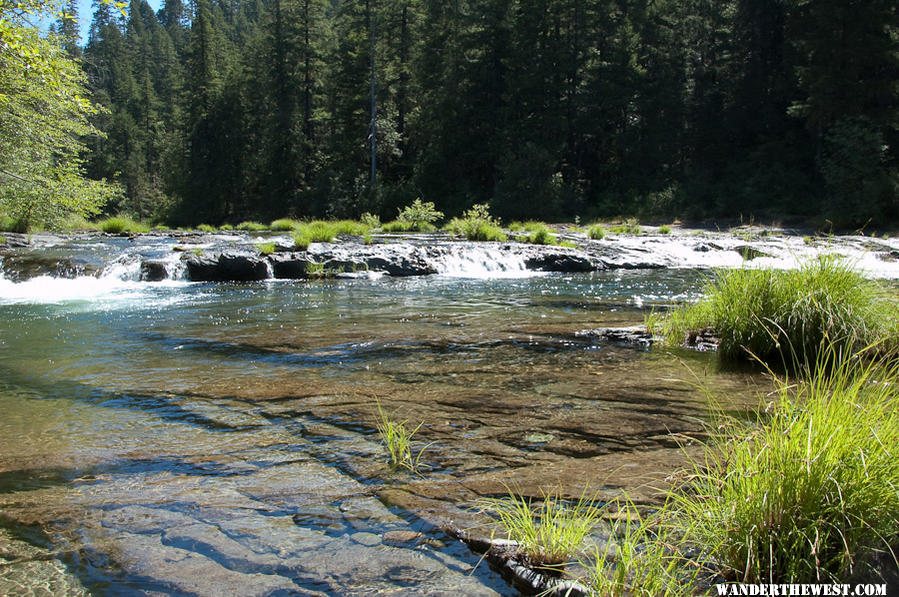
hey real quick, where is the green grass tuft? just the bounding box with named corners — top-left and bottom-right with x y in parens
top-left (291, 220), bottom-right (371, 249)
top-left (98, 216), bottom-right (150, 234)
top-left (256, 242), bottom-right (276, 255)
top-left (375, 401), bottom-right (429, 472)
top-left (674, 351), bottom-right (899, 583)
top-left (610, 218), bottom-right (641, 235)
top-left (663, 257), bottom-right (898, 367)
top-left (196, 223), bottom-right (217, 233)
top-left (658, 224), bottom-right (672, 234)
top-left (270, 218), bottom-right (301, 231)
top-left (236, 221), bottom-right (268, 232)
top-left (478, 488), bottom-right (603, 570)
top-left (588, 224), bottom-right (606, 240)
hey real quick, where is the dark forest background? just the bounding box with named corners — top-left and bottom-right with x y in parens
top-left (62, 0), bottom-right (897, 227)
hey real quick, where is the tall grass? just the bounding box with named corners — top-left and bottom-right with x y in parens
top-left (508, 221), bottom-right (558, 245)
top-left (478, 488), bottom-right (603, 571)
top-left (586, 500), bottom-right (703, 596)
top-left (98, 216), bottom-right (150, 234)
top-left (610, 218), bottom-right (642, 235)
top-left (270, 218), bottom-right (301, 231)
top-left (675, 351), bottom-right (899, 584)
top-left (292, 220), bottom-right (371, 248)
top-left (236, 221), bottom-right (269, 232)
top-left (375, 401), bottom-right (429, 472)
top-left (663, 257), bottom-right (898, 367)
top-left (587, 224), bottom-right (606, 240)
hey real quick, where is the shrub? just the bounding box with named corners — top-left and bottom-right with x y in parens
top-left (236, 221), bottom-right (268, 232)
top-left (676, 352), bottom-right (899, 583)
top-left (360, 212), bottom-right (381, 228)
top-left (663, 257), bottom-right (898, 367)
top-left (394, 198), bottom-right (443, 232)
top-left (444, 203), bottom-right (507, 241)
top-left (257, 242), bottom-right (276, 255)
top-left (478, 488), bottom-right (603, 571)
top-left (270, 218), bottom-right (301, 231)
top-left (587, 224), bottom-right (606, 240)
top-left (196, 223), bottom-right (217, 233)
top-left (0, 214), bottom-right (19, 232)
top-left (98, 216), bottom-right (150, 234)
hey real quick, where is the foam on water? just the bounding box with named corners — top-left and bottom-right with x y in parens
top-left (430, 244), bottom-right (536, 278)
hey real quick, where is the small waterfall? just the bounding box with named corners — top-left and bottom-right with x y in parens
top-left (429, 244), bottom-right (530, 278)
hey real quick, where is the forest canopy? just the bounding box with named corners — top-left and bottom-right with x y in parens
top-left (4, 0), bottom-right (899, 229)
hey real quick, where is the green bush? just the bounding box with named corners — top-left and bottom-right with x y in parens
top-left (663, 257), bottom-right (898, 367)
top-left (236, 221), bottom-right (268, 232)
top-left (360, 212), bottom-right (381, 229)
top-left (587, 224), bottom-right (606, 240)
top-left (444, 204), bottom-right (507, 241)
top-left (658, 224), bottom-right (672, 234)
top-left (391, 198), bottom-right (443, 232)
top-left (98, 216), bottom-right (150, 234)
top-left (676, 352), bottom-right (899, 583)
top-left (196, 223), bottom-right (217, 233)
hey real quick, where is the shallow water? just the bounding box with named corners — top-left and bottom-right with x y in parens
top-left (0, 237), bottom-right (778, 594)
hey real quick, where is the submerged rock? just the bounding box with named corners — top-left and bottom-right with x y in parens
top-left (576, 326), bottom-right (655, 350)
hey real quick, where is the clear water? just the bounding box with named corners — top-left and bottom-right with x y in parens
top-left (0, 240), bottom-right (766, 595)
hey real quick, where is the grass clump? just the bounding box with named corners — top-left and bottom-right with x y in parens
top-left (270, 218), bottom-right (301, 231)
top-left (360, 212), bottom-right (381, 229)
top-left (383, 198), bottom-right (443, 233)
top-left (445, 204), bottom-right (507, 242)
top-left (375, 401), bottom-right (429, 472)
top-left (587, 224), bottom-right (606, 240)
top-left (509, 220), bottom-right (559, 245)
top-left (196, 223), bottom-right (217, 233)
top-left (658, 224), bottom-right (672, 234)
top-left (479, 488), bottom-right (603, 571)
top-left (610, 218), bottom-right (641, 235)
top-left (236, 221), bottom-right (268, 232)
top-left (292, 220), bottom-right (371, 249)
top-left (256, 242), bottom-right (276, 255)
top-left (587, 500), bottom-right (701, 596)
top-left (98, 216), bottom-right (150, 234)
top-left (675, 351), bottom-right (899, 584)
top-left (663, 257), bottom-right (898, 367)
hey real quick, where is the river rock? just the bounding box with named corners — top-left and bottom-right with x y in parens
top-left (268, 253), bottom-right (315, 279)
top-left (575, 326), bottom-right (655, 350)
top-left (185, 253), bottom-right (269, 282)
top-left (523, 251), bottom-right (597, 272)
top-left (140, 259), bottom-right (169, 282)
top-left (733, 245), bottom-right (768, 260)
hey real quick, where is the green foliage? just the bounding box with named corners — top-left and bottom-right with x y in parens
top-left (196, 224), bottom-right (217, 233)
top-left (219, 224), bottom-right (234, 231)
top-left (444, 204), bottom-right (507, 241)
top-left (305, 261), bottom-right (325, 277)
top-left (675, 352), bottom-right (899, 583)
top-left (256, 242), bottom-right (276, 256)
top-left (270, 218), bottom-right (301, 231)
top-left (508, 221), bottom-right (559, 245)
top-left (380, 220), bottom-right (420, 233)
top-left (478, 489), bottom-right (603, 569)
top-left (98, 216), bottom-right (150, 234)
top-left (610, 218), bottom-right (642, 235)
top-left (0, 235), bottom-right (6, 244)
top-left (395, 199), bottom-right (443, 232)
top-left (657, 225), bottom-right (671, 235)
top-left (236, 221), bottom-right (268, 232)
top-left (587, 225), bottom-right (606, 240)
top-left (291, 220), bottom-right (371, 249)
top-left (0, 11), bottom-right (119, 230)
top-left (359, 212), bottom-right (380, 229)
top-left (663, 257), bottom-right (898, 367)
top-left (375, 401), bottom-right (429, 472)
top-left (587, 500), bottom-right (701, 596)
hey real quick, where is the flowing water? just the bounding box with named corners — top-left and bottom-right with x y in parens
top-left (0, 232), bottom-right (892, 595)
